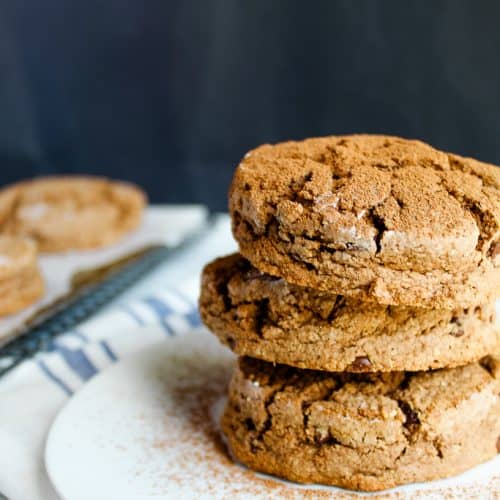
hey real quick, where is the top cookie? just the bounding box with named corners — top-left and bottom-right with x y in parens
top-left (0, 176), bottom-right (146, 252)
top-left (230, 135), bottom-right (500, 308)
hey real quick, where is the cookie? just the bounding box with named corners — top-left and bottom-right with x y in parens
top-left (229, 135), bottom-right (500, 308)
top-left (0, 176), bottom-right (146, 252)
top-left (200, 254), bottom-right (499, 372)
top-left (0, 236), bottom-right (44, 316)
top-left (222, 356), bottom-right (500, 491)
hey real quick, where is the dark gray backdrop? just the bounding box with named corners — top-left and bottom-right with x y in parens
top-left (0, 0), bottom-right (499, 210)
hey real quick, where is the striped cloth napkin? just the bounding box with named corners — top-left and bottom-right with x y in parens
top-left (0, 213), bottom-right (236, 500)
top-left (0, 288), bottom-right (201, 500)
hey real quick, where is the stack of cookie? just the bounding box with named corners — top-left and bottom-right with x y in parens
top-left (200, 135), bottom-right (500, 491)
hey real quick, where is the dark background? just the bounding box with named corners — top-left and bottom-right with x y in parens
top-left (0, 0), bottom-right (499, 210)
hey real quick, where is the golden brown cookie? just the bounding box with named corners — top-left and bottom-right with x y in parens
top-left (0, 176), bottom-right (146, 252)
top-left (229, 135), bottom-right (500, 309)
top-left (200, 254), bottom-right (499, 372)
top-left (0, 236), bottom-right (44, 315)
top-left (222, 356), bottom-right (500, 492)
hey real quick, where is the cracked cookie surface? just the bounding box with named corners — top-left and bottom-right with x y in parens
top-left (229, 135), bottom-right (500, 308)
top-left (222, 356), bottom-right (500, 491)
top-left (0, 236), bottom-right (44, 315)
top-left (0, 176), bottom-right (146, 252)
top-left (200, 254), bottom-right (500, 372)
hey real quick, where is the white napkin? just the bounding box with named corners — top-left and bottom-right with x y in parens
top-left (0, 214), bottom-right (237, 500)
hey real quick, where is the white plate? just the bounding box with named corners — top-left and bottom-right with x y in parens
top-left (45, 329), bottom-right (500, 500)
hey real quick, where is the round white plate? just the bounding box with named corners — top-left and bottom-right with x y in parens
top-left (45, 329), bottom-right (499, 500)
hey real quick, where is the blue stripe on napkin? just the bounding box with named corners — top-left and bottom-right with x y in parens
top-left (143, 297), bottom-right (175, 335)
top-left (119, 305), bottom-right (146, 326)
top-left (56, 345), bottom-right (97, 380)
top-left (185, 308), bottom-right (202, 327)
top-left (37, 360), bottom-right (73, 396)
top-left (35, 291), bottom-right (199, 394)
top-left (100, 341), bottom-right (117, 362)
top-left (72, 330), bottom-right (89, 343)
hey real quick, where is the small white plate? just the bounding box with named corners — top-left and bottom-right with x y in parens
top-left (45, 329), bottom-right (499, 499)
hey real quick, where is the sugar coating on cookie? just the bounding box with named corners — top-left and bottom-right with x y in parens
top-left (0, 176), bottom-right (146, 252)
top-left (229, 135), bottom-right (500, 308)
top-left (222, 356), bottom-right (500, 491)
top-left (200, 254), bottom-right (500, 372)
top-left (0, 236), bottom-right (38, 279)
top-left (0, 236), bottom-right (44, 316)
